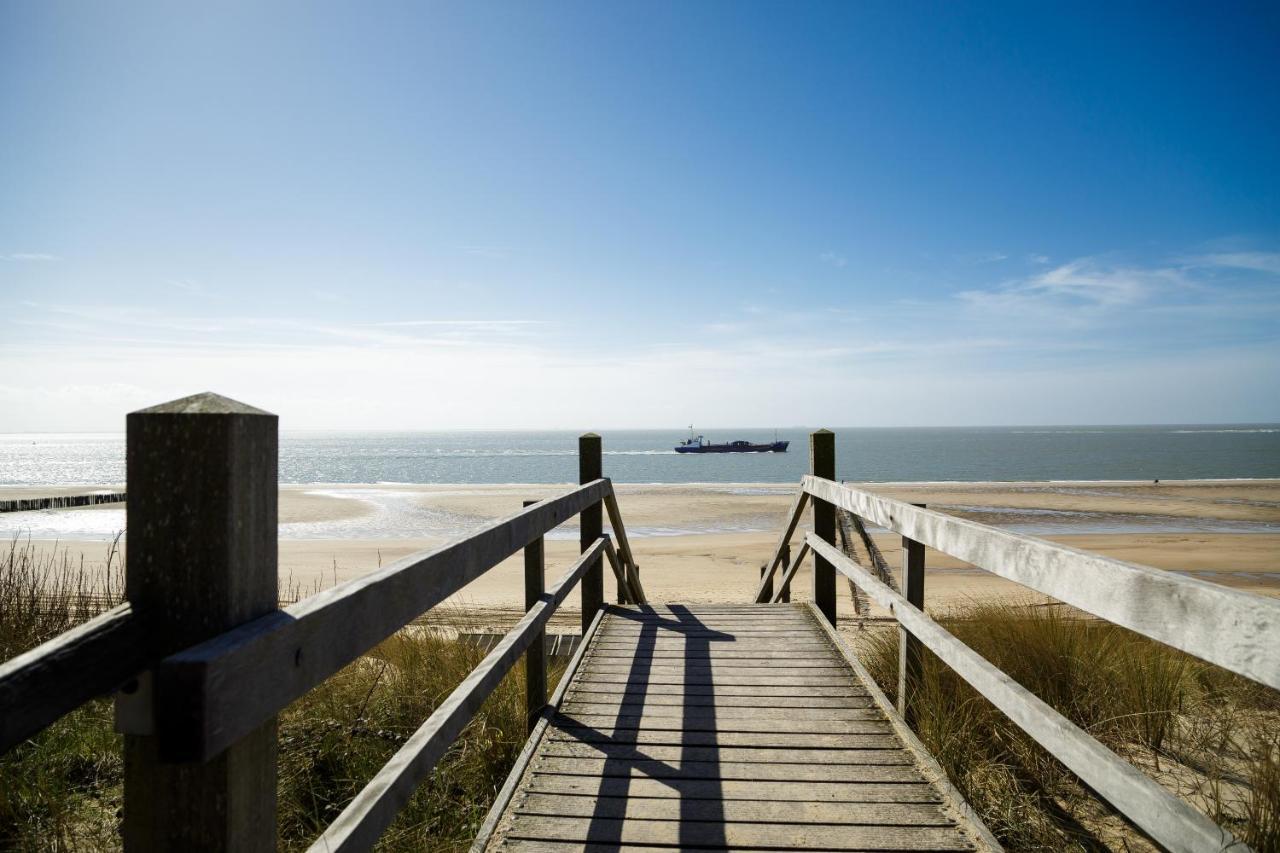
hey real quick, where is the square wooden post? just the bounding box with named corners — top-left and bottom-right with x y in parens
top-left (579, 433), bottom-right (604, 635)
top-left (759, 563), bottom-right (774, 603)
top-left (779, 542), bottom-right (792, 603)
top-left (898, 503), bottom-right (926, 726)
top-left (119, 392), bottom-right (278, 852)
top-left (523, 499), bottom-right (547, 734)
top-left (810, 429), bottom-right (837, 624)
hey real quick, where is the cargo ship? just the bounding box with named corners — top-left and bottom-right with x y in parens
top-left (674, 433), bottom-right (789, 453)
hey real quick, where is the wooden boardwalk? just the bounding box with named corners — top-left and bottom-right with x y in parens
top-left (477, 603), bottom-right (989, 852)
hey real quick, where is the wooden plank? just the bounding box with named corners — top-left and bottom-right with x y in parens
top-left (0, 603), bottom-right (146, 754)
top-left (584, 659), bottom-right (852, 670)
top-left (515, 793), bottom-right (955, 826)
top-left (540, 742), bottom-right (913, 765)
top-left (502, 815), bottom-right (972, 850)
top-left (549, 713), bottom-right (890, 736)
top-left (469, 608), bottom-right (608, 853)
top-left (568, 683), bottom-right (866, 698)
top-left (308, 539), bottom-right (606, 853)
top-left (572, 674), bottom-right (860, 688)
top-left (752, 488), bottom-right (809, 602)
top-left (544, 730), bottom-right (899, 749)
top-left (586, 649), bottom-right (839, 660)
top-left (579, 434), bottom-right (604, 632)
top-left (807, 532), bottom-right (1247, 853)
top-left (121, 392), bottom-right (278, 852)
top-left (804, 475), bottom-right (1280, 691)
top-left (525, 774), bottom-right (943, 803)
top-left (155, 477), bottom-right (612, 761)
top-left (532, 756), bottom-right (926, 783)
top-left (562, 693), bottom-right (866, 709)
top-left (559, 703), bottom-right (879, 722)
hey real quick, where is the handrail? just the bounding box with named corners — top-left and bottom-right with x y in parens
top-left (804, 532), bottom-right (1248, 853)
top-left (310, 537), bottom-right (610, 852)
top-left (154, 478), bottom-right (614, 761)
top-left (802, 475), bottom-right (1280, 690)
top-left (0, 604), bottom-right (147, 752)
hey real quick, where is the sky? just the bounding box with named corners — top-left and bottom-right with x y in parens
top-left (2, 1), bottom-right (1278, 431)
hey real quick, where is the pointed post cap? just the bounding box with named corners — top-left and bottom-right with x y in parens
top-left (131, 392), bottom-right (274, 417)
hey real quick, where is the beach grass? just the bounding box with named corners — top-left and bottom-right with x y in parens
top-left (854, 599), bottom-right (1280, 851)
top-left (0, 537), bottom-right (558, 851)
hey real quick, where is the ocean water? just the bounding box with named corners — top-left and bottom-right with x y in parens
top-left (2, 425), bottom-right (1279, 486)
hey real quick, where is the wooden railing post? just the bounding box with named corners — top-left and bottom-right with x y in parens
top-left (898, 503), bottom-right (926, 726)
top-left (810, 429), bottom-right (837, 624)
top-left (523, 500), bottom-right (547, 734)
top-left (579, 433), bottom-right (604, 635)
top-left (758, 563), bottom-right (773, 603)
top-left (120, 392), bottom-right (278, 851)
top-left (779, 542), bottom-right (792, 603)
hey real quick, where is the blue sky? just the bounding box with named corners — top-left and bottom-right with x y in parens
top-left (2, 1), bottom-right (1278, 430)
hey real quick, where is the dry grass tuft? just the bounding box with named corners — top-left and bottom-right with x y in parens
top-left (856, 598), bottom-right (1280, 851)
top-left (0, 538), bottom-right (556, 852)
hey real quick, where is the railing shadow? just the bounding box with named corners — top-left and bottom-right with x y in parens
top-left (575, 605), bottom-right (734, 847)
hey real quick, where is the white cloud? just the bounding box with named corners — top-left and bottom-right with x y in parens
top-left (959, 259), bottom-right (1186, 311)
top-left (819, 251), bottom-right (847, 268)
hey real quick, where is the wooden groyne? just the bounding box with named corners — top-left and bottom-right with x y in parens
top-left (0, 491), bottom-right (126, 513)
top-left (1, 391), bottom-right (1276, 852)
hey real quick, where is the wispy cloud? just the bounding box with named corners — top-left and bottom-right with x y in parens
top-left (959, 259), bottom-right (1187, 310)
top-left (1184, 251), bottom-right (1280, 275)
top-left (2, 252), bottom-right (59, 262)
top-left (819, 251), bottom-right (847, 268)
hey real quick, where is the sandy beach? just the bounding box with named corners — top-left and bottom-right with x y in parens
top-left (4, 479), bottom-right (1277, 632)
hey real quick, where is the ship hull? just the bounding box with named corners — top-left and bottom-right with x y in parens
top-left (675, 441), bottom-right (789, 454)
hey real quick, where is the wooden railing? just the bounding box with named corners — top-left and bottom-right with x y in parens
top-left (755, 430), bottom-right (1278, 853)
top-left (0, 392), bottom-right (644, 851)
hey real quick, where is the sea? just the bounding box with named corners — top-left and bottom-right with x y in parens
top-left (3, 426), bottom-right (1278, 542)
top-left (2, 425), bottom-right (1279, 486)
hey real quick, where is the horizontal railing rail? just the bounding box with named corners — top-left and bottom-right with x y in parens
top-left (0, 393), bottom-right (645, 851)
top-left (311, 536), bottom-right (612, 852)
top-left (801, 475), bottom-right (1280, 690)
top-left (153, 477), bottom-right (615, 761)
top-left (805, 531), bottom-right (1246, 853)
top-left (755, 434), bottom-right (1276, 853)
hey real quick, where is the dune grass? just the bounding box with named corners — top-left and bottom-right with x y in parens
top-left (854, 599), bottom-right (1280, 851)
top-left (0, 537), bottom-right (558, 852)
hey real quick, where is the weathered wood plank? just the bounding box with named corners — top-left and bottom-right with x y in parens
top-left (0, 603), bottom-right (146, 754)
top-left (532, 756), bottom-right (927, 783)
top-left (469, 608), bottom-right (609, 853)
top-left (572, 673), bottom-right (861, 687)
top-left (156, 478), bottom-right (613, 761)
top-left (544, 730), bottom-right (899, 749)
top-left (515, 793), bottom-right (955, 826)
top-left (563, 693), bottom-right (867, 709)
top-left (568, 683), bottom-right (866, 698)
top-left (807, 532), bottom-right (1247, 853)
top-left (503, 815), bottom-right (972, 850)
top-left (540, 742), bottom-right (913, 765)
top-left (308, 539), bottom-right (606, 853)
top-left (549, 715), bottom-right (892, 736)
top-left (559, 702), bottom-right (878, 720)
top-left (524, 774), bottom-right (944, 803)
top-left (804, 475), bottom-right (1280, 691)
